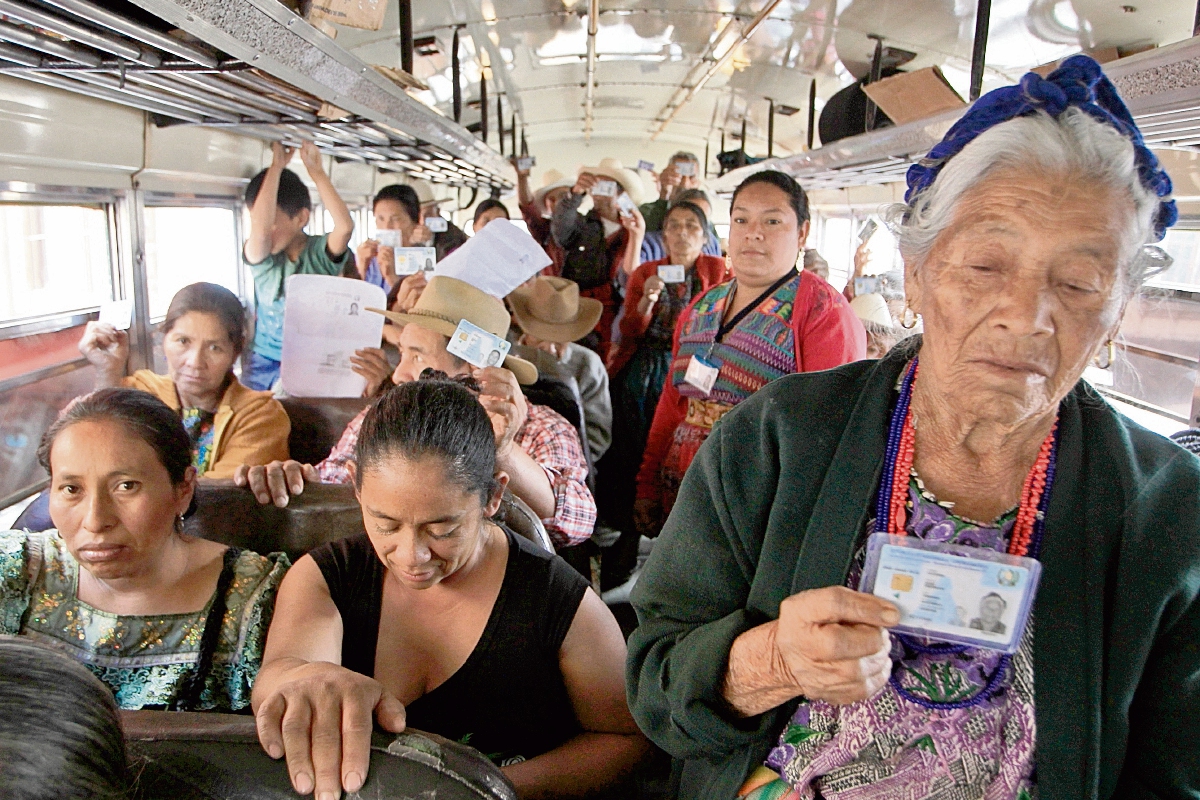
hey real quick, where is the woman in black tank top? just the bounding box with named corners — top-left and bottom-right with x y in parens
top-left (252, 376), bottom-right (649, 799)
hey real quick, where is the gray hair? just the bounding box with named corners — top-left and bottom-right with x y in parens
top-left (891, 107), bottom-right (1171, 295)
top-left (0, 637), bottom-right (130, 799)
top-left (670, 151), bottom-right (700, 165)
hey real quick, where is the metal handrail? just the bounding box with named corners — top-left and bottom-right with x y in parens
top-left (1095, 385), bottom-right (1191, 425)
top-left (1121, 342), bottom-right (1200, 369)
top-left (0, 357), bottom-right (89, 395)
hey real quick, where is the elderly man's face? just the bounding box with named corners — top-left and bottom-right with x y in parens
top-left (908, 168), bottom-right (1134, 425)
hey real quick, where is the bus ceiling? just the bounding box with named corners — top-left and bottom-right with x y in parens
top-left (0, 0), bottom-right (512, 191)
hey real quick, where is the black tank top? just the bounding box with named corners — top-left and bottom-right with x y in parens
top-left (309, 527), bottom-right (589, 765)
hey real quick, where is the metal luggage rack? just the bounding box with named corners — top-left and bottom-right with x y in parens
top-left (0, 0), bottom-right (512, 191)
top-left (710, 34), bottom-right (1200, 196)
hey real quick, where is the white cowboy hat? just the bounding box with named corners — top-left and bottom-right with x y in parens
top-left (850, 292), bottom-right (895, 329)
top-left (533, 168), bottom-right (575, 208)
top-left (578, 158), bottom-right (647, 205)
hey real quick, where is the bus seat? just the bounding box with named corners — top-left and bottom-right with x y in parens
top-left (184, 480), bottom-right (552, 559)
top-left (278, 397), bottom-right (373, 466)
top-left (122, 710), bottom-right (517, 800)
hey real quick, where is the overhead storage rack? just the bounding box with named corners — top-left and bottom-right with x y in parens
top-left (710, 35), bottom-right (1200, 196)
top-left (0, 0), bottom-right (513, 190)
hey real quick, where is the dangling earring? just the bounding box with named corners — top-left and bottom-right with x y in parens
top-left (1094, 339), bottom-right (1117, 370)
top-left (174, 514), bottom-right (185, 534)
top-left (900, 304), bottom-right (918, 330)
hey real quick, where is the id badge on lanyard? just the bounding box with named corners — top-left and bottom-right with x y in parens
top-left (683, 351), bottom-right (720, 395)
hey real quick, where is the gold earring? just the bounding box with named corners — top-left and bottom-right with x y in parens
top-left (900, 305), bottom-right (918, 330)
top-left (1094, 339), bottom-right (1117, 370)
top-left (174, 514), bottom-right (184, 534)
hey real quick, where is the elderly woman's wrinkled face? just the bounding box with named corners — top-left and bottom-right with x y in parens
top-left (359, 453), bottom-right (504, 590)
top-left (907, 168), bottom-right (1134, 425)
top-left (663, 207), bottom-right (707, 265)
top-left (49, 419), bottom-right (195, 582)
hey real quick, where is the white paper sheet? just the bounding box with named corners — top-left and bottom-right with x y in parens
top-left (432, 218), bottom-right (551, 299)
top-left (279, 275), bottom-right (387, 398)
top-left (98, 298), bottom-right (134, 331)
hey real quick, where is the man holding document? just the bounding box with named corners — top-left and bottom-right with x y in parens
top-left (235, 221), bottom-right (597, 550)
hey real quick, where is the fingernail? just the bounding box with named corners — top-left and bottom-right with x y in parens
top-left (294, 773), bottom-right (313, 794)
top-left (292, 483), bottom-right (303, 494)
top-left (276, 496), bottom-right (289, 508)
top-left (882, 608), bottom-right (900, 625)
top-left (344, 772), bottom-right (363, 792)
top-left (318, 792), bottom-right (339, 800)
top-left (267, 743), bottom-right (283, 759)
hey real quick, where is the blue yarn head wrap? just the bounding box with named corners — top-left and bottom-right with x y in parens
top-left (905, 54), bottom-right (1177, 241)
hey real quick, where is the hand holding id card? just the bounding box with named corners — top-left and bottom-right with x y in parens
top-left (446, 319), bottom-right (511, 369)
top-left (657, 264), bottom-right (686, 284)
top-left (859, 533), bottom-right (1040, 653)
top-left (591, 179), bottom-right (618, 197)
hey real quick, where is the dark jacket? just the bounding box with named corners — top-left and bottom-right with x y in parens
top-left (549, 191), bottom-right (629, 352)
top-left (627, 340), bottom-right (1200, 800)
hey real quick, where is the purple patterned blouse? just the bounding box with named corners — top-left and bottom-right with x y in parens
top-left (751, 476), bottom-right (1037, 800)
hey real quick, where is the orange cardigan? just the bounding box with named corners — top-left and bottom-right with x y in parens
top-left (607, 254), bottom-right (730, 376)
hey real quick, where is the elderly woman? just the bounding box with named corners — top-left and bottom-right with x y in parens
top-left (78, 282), bottom-right (290, 479)
top-left (633, 171), bottom-right (865, 536)
top-left (626, 56), bottom-right (1196, 799)
top-left (0, 389), bottom-right (288, 710)
top-left (254, 377), bottom-right (648, 799)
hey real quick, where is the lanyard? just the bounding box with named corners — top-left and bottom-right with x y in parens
top-left (706, 267), bottom-right (797, 357)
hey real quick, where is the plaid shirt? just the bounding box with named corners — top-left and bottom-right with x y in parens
top-left (316, 403), bottom-right (595, 548)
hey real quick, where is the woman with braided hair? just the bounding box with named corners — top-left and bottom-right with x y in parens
top-left (626, 55), bottom-right (1198, 799)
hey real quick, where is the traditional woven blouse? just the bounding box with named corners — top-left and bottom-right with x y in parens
top-left (0, 529), bottom-right (288, 711)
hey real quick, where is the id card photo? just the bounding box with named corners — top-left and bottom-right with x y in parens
top-left (859, 533), bottom-right (1041, 653)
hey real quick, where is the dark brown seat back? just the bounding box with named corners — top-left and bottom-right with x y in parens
top-left (123, 711), bottom-right (516, 800)
top-left (279, 396), bottom-right (372, 466)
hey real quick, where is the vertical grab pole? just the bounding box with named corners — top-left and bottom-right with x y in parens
top-left (399, 0), bottom-right (413, 75)
top-left (969, 0), bottom-right (992, 101)
top-left (451, 27), bottom-right (461, 123)
top-left (807, 78), bottom-right (816, 150)
top-left (511, 114), bottom-right (517, 155)
top-left (481, 74), bottom-right (488, 143)
top-left (767, 99), bottom-right (775, 158)
top-left (864, 34), bottom-right (883, 132)
top-left (498, 95), bottom-right (504, 154)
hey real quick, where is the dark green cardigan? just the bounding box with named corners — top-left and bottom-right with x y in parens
top-left (626, 342), bottom-right (1200, 800)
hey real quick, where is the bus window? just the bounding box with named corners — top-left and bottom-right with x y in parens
top-left (0, 203), bottom-right (111, 323)
top-left (144, 206), bottom-right (241, 319)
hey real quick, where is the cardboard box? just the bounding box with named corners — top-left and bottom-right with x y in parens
top-left (373, 64), bottom-right (430, 92)
top-left (862, 66), bottom-right (966, 125)
top-left (307, 0), bottom-right (387, 32)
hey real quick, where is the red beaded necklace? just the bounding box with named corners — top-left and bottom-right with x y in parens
top-left (885, 362), bottom-right (1058, 559)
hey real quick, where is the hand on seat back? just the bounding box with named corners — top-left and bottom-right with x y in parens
top-left (473, 367), bottom-right (528, 459)
top-left (255, 661), bottom-right (406, 798)
top-left (234, 460), bottom-right (320, 507)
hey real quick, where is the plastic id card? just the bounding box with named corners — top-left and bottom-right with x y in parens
top-left (676, 161), bottom-right (696, 176)
top-left (858, 533), bottom-right (1041, 654)
top-left (98, 298), bottom-right (134, 331)
top-left (617, 193), bottom-right (637, 216)
top-left (683, 353), bottom-right (720, 395)
top-left (426, 216), bottom-right (449, 233)
top-left (591, 179), bottom-right (618, 197)
top-left (658, 264), bottom-right (686, 284)
top-left (446, 318), bottom-right (511, 369)
top-left (637, 159), bottom-right (654, 172)
top-left (395, 247), bottom-right (437, 275)
top-left (376, 229), bottom-right (403, 248)
top-left (517, 156), bottom-right (536, 171)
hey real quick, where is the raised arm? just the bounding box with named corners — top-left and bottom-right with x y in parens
top-left (245, 142), bottom-right (293, 265)
top-left (502, 589), bottom-right (651, 798)
top-left (78, 321), bottom-right (129, 388)
top-left (298, 142), bottom-right (353, 257)
top-left (551, 176), bottom-right (590, 247)
top-left (253, 555), bottom-right (405, 799)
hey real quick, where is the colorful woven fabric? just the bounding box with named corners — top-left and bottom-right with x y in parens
top-left (750, 479), bottom-right (1036, 800)
top-left (181, 406), bottom-right (216, 474)
top-left (670, 274), bottom-right (799, 406)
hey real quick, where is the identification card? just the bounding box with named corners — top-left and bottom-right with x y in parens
top-left (637, 159), bottom-right (654, 172)
top-left (591, 179), bottom-right (618, 197)
top-left (682, 353), bottom-right (720, 395)
top-left (98, 298), bottom-right (134, 331)
top-left (395, 247), bottom-right (437, 275)
top-left (675, 161), bottom-right (696, 177)
top-left (854, 275), bottom-right (880, 295)
top-left (375, 229), bottom-right (402, 248)
top-left (426, 216), bottom-right (449, 233)
top-left (658, 264), bottom-right (686, 284)
top-left (859, 533), bottom-right (1041, 653)
top-left (616, 193), bottom-right (637, 216)
top-left (445, 318), bottom-right (511, 369)
top-left (516, 155), bottom-right (536, 171)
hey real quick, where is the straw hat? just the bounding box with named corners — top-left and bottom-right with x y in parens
top-left (578, 157), bottom-right (646, 205)
top-left (849, 292), bottom-right (895, 329)
top-left (367, 276), bottom-right (538, 384)
top-left (533, 168), bottom-right (575, 208)
top-left (508, 277), bottom-right (603, 344)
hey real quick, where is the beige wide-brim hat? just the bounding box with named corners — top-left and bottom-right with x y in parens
top-left (367, 276), bottom-right (538, 385)
top-left (533, 168), bottom-right (575, 208)
top-left (578, 157), bottom-right (646, 205)
top-left (850, 292), bottom-right (895, 329)
top-left (508, 276), bottom-right (603, 344)
top-left (408, 178), bottom-right (453, 208)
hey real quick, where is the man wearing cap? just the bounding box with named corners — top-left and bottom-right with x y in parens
top-left (234, 276), bottom-right (596, 549)
top-left (550, 158), bottom-right (647, 358)
top-left (508, 276), bottom-right (612, 465)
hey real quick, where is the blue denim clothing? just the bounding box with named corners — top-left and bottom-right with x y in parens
top-left (638, 229), bottom-right (722, 265)
top-left (242, 351), bottom-right (280, 391)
